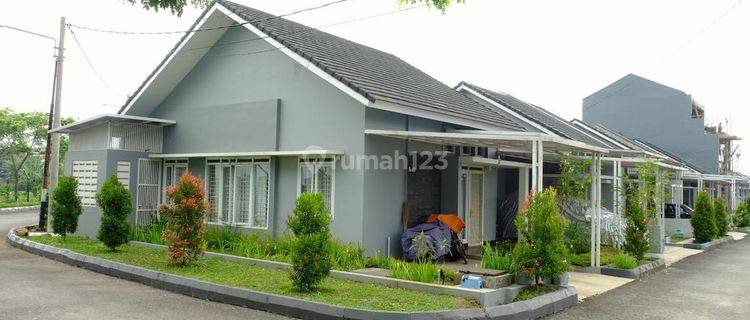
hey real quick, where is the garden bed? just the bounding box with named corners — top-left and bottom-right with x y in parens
top-left (683, 235), bottom-right (734, 250)
top-left (599, 258), bottom-right (665, 279)
top-left (8, 230), bottom-right (578, 320)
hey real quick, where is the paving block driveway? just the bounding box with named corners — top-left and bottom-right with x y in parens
top-left (0, 210), bottom-right (291, 320)
top-left (549, 237), bottom-right (750, 319)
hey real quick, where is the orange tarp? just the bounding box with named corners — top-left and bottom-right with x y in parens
top-left (427, 214), bottom-right (465, 234)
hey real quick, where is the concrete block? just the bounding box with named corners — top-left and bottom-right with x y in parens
top-left (343, 307), bottom-right (410, 320)
top-left (485, 301), bottom-right (530, 320)
top-left (267, 294), bottom-right (343, 320)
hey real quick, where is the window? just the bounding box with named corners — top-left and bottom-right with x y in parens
top-left (162, 160), bottom-right (187, 202)
top-left (71, 160), bottom-right (98, 207)
top-left (298, 159), bottom-right (335, 217)
top-left (206, 159), bottom-right (271, 229)
top-left (116, 161), bottom-right (130, 189)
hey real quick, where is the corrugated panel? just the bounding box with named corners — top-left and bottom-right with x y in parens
top-left (72, 160), bottom-right (98, 207)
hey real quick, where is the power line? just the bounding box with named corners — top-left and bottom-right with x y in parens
top-left (178, 4), bottom-right (425, 56)
top-left (67, 0), bottom-right (352, 35)
top-left (583, 0), bottom-right (745, 113)
top-left (66, 25), bottom-right (113, 93)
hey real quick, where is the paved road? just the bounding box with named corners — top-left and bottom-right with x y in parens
top-left (0, 210), bottom-right (292, 320)
top-left (549, 237), bottom-right (750, 320)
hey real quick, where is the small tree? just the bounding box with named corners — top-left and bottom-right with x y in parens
top-left (734, 199), bottom-right (750, 228)
top-left (287, 193), bottom-right (332, 292)
top-left (97, 175), bottom-right (132, 251)
top-left (714, 197), bottom-right (729, 237)
top-left (160, 171), bottom-right (208, 265)
top-left (691, 191), bottom-right (716, 243)
top-left (512, 188), bottom-right (570, 286)
top-left (622, 175), bottom-right (650, 260)
top-left (50, 176), bottom-right (82, 237)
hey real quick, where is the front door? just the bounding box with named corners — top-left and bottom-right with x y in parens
top-left (461, 167), bottom-right (484, 246)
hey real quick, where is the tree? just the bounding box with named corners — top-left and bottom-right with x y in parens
top-left (96, 175), bottom-right (132, 251)
top-left (126, 0), bottom-right (210, 16)
top-left (18, 155), bottom-right (43, 202)
top-left (512, 188), bottom-right (570, 286)
top-left (399, 0), bottom-right (466, 12)
top-left (622, 174), bottom-right (650, 260)
top-left (50, 176), bottom-right (82, 237)
top-left (691, 191), bottom-right (716, 244)
top-left (287, 193), bottom-right (332, 292)
top-left (714, 197), bottom-right (729, 237)
top-left (0, 109), bottom-right (48, 202)
top-left (160, 171), bottom-right (208, 265)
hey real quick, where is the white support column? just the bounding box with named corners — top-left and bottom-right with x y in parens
top-left (590, 153), bottom-right (597, 267)
top-left (595, 154), bottom-right (602, 267)
top-left (537, 141), bottom-right (544, 190)
top-left (731, 179), bottom-right (737, 211)
top-left (531, 140), bottom-right (538, 191)
top-left (613, 159), bottom-right (621, 215)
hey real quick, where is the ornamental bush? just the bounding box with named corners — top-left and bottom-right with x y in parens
top-left (734, 199), bottom-right (750, 228)
top-left (622, 176), bottom-right (650, 261)
top-left (160, 171), bottom-right (208, 265)
top-left (287, 193), bottom-right (332, 292)
top-left (51, 175), bottom-right (82, 238)
top-left (512, 188), bottom-right (570, 286)
top-left (96, 175), bottom-right (132, 251)
top-left (714, 197), bottom-right (729, 237)
top-left (691, 191), bottom-right (716, 243)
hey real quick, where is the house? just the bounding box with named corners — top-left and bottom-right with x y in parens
top-left (583, 74), bottom-right (750, 212)
top-left (52, 0), bottom-right (607, 258)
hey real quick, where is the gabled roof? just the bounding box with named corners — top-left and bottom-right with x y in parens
top-left (457, 82), bottom-right (610, 148)
top-left (120, 0), bottom-right (524, 131)
top-left (632, 139), bottom-right (709, 174)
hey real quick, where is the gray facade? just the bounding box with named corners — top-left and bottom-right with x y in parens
top-left (583, 74), bottom-right (719, 174)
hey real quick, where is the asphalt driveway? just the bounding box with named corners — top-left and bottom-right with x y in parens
top-left (548, 237), bottom-right (750, 319)
top-left (0, 210), bottom-right (291, 320)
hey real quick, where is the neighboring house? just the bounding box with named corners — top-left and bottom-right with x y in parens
top-left (53, 0), bottom-right (607, 258)
top-left (583, 73), bottom-right (720, 174)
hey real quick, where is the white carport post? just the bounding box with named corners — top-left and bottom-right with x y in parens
top-left (612, 159), bottom-right (622, 215)
top-left (590, 153), bottom-right (602, 267)
top-left (731, 179), bottom-right (737, 211)
top-left (530, 140), bottom-right (544, 191)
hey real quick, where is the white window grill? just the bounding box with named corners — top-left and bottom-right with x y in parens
top-left (136, 159), bottom-right (161, 226)
top-left (71, 160), bottom-right (98, 207)
top-left (69, 122), bottom-right (163, 153)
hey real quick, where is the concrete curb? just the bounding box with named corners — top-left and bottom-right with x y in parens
top-left (0, 205), bottom-right (40, 213)
top-left (8, 231), bottom-right (577, 320)
top-left (683, 235), bottom-right (734, 250)
top-left (600, 259), bottom-right (666, 279)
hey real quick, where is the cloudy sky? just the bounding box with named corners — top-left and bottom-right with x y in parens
top-left (1, 0), bottom-right (747, 172)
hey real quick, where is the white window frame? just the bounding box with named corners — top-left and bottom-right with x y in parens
top-left (297, 157), bottom-right (336, 218)
top-left (205, 158), bottom-right (271, 229)
top-left (161, 159), bottom-right (188, 204)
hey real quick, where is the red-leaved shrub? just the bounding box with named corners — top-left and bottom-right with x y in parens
top-left (159, 171), bottom-right (208, 265)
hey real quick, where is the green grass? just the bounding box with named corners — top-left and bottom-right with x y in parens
top-left (513, 285), bottom-right (560, 302)
top-left (29, 235), bottom-right (476, 312)
top-left (0, 201), bottom-right (39, 208)
top-left (669, 235), bottom-right (686, 243)
top-left (611, 253), bottom-right (637, 269)
top-left (570, 246), bottom-right (620, 266)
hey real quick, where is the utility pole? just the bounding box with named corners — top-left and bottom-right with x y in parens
top-left (45, 17), bottom-right (65, 231)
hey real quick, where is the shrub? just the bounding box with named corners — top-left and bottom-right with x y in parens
top-left (287, 193), bottom-right (332, 292)
top-left (733, 199), bottom-right (750, 228)
top-left (714, 197), bottom-right (729, 237)
top-left (622, 176), bottom-right (650, 260)
top-left (160, 171), bottom-right (208, 265)
top-left (513, 188), bottom-right (570, 286)
top-left (50, 176), bottom-right (82, 238)
top-left (129, 222), bottom-right (165, 245)
top-left (481, 243), bottom-right (513, 273)
top-left (691, 191), bottom-right (716, 243)
top-left (564, 221), bottom-right (591, 255)
top-left (96, 175), bottom-right (132, 250)
top-left (611, 252), bottom-right (637, 269)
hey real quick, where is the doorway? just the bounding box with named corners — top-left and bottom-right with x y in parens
top-left (461, 167), bottom-right (484, 246)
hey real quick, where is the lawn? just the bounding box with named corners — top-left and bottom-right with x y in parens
top-left (513, 285), bottom-right (560, 302)
top-left (0, 201), bottom-right (39, 209)
top-left (570, 246), bottom-right (620, 266)
top-left (29, 235), bottom-right (477, 312)
top-left (670, 235), bottom-right (687, 243)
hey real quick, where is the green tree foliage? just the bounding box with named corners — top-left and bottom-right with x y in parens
top-left (714, 197), bottom-right (729, 237)
top-left (513, 188), bottom-right (570, 286)
top-left (160, 171), bottom-right (208, 265)
top-left (0, 109), bottom-right (47, 202)
top-left (621, 175), bottom-right (650, 260)
top-left (287, 193), bottom-right (332, 292)
top-left (50, 176), bottom-right (82, 237)
top-left (96, 175), bottom-right (132, 251)
top-left (691, 191), bottom-right (716, 243)
top-left (734, 198), bottom-right (750, 228)
top-left (399, 0), bottom-right (466, 12)
top-left (126, 0), bottom-right (210, 16)
top-left (556, 153), bottom-right (591, 201)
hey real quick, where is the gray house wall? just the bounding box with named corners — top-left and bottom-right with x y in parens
top-left (141, 26), bottom-right (367, 245)
top-left (583, 74), bottom-right (719, 174)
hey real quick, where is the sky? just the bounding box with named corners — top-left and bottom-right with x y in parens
top-left (1, 0), bottom-right (748, 172)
